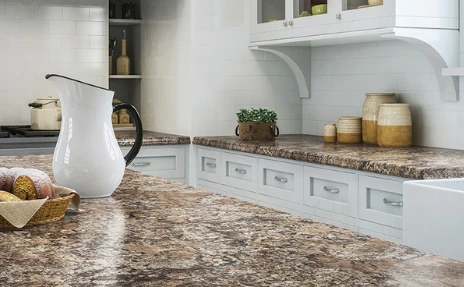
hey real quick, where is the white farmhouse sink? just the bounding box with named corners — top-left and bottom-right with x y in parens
top-left (403, 179), bottom-right (464, 262)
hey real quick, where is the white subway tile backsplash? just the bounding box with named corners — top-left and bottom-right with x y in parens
top-left (63, 7), bottom-right (89, 21)
top-left (89, 35), bottom-right (106, 49)
top-left (18, 20), bottom-right (49, 34)
top-left (49, 20), bottom-right (76, 34)
top-left (34, 6), bottom-right (62, 20)
top-left (89, 8), bottom-right (106, 22)
top-left (63, 34), bottom-right (89, 49)
top-left (77, 21), bottom-right (103, 35)
top-left (5, 4), bottom-right (34, 19)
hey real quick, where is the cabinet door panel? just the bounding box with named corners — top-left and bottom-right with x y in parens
top-left (304, 166), bottom-right (357, 217)
top-left (258, 159), bottom-right (303, 203)
top-left (358, 175), bottom-right (404, 229)
top-left (222, 152), bottom-right (258, 192)
top-left (253, 0), bottom-right (290, 33)
top-left (197, 148), bottom-right (222, 184)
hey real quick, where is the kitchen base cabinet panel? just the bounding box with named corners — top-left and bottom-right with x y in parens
top-left (258, 159), bottom-right (303, 203)
top-left (222, 152), bottom-right (258, 193)
top-left (304, 166), bottom-right (357, 217)
top-left (194, 146), bottom-right (410, 244)
top-left (122, 145), bottom-right (188, 183)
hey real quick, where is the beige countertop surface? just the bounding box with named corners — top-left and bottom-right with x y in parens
top-left (193, 134), bottom-right (464, 180)
top-left (0, 155), bottom-right (463, 286)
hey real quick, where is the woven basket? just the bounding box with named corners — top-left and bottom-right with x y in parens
top-left (0, 191), bottom-right (75, 230)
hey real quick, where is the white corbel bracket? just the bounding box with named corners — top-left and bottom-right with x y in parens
top-left (381, 28), bottom-right (459, 102)
top-left (250, 46), bottom-right (311, 99)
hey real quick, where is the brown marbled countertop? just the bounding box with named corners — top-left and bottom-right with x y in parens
top-left (1, 155), bottom-right (464, 286)
top-left (115, 130), bottom-right (190, 146)
top-left (193, 134), bottom-right (464, 180)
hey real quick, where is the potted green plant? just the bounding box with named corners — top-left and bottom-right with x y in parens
top-left (235, 108), bottom-right (279, 141)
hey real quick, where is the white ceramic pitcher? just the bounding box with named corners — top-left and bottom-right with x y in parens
top-left (46, 74), bottom-right (143, 198)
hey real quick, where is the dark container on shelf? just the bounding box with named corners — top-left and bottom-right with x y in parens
top-left (121, 1), bottom-right (137, 19)
top-left (109, 0), bottom-right (116, 19)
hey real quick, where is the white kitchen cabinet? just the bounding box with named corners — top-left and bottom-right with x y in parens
top-left (197, 148), bottom-right (222, 184)
top-left (195, 145), bottom-right (413, 243)
top-left (121, 145), bottom-right (188, 183)
top-left (222, 152), bottom-right (258, 194)
top-left (258, 158), bottom-right (303, 203)
top-left (357, 174), bottom-right (405, 242)
top-left (252, 0), bottom-right (458, 42)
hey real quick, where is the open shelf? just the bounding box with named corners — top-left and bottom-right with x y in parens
top-left (109, 19), bottom-right (142, 26)
top-left (110, 75), bottom-right (142, 79)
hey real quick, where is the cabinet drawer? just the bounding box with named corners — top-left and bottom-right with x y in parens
top-left (358, 175), bottom-right (404, 229)
top-left (124, 147), bottom-right (185, 179)
top-left (258, 159), bottom-right (303, 203)
top-left (197, 148), bottom-right (222, 183)
top-left (303, 167), bottom-right (357, 217)
top-left (222, 152), bottom-right (257, 192)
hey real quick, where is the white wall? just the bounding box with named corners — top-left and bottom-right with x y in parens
top-left (141, 0), bottom-right (192, 136)
top-left (303, 40), bottom-right (464, 150)
top-left (141, 0), bottom-right (303, 137)
top-left (0, 0), bottom-right (108, 125)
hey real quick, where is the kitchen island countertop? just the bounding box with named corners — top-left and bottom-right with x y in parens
top-left (194, 134), bottom-right (464, 180)
top-left (1, 155), bottom-right (464, 286)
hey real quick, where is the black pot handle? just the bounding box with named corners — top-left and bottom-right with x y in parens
top-left (274, 125), bottom-right (280, 137)
top-left (113, 103), bottom-right (143, 166)
top-left (235, 125), bottom-right (240, 136)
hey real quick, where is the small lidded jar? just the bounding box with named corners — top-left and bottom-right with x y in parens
top-left (337, 116), bottom-right (362, 144)
top-left (323, 123), bottom-right (337, 143)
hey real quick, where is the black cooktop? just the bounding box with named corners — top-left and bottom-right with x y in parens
top-left (0, 126), bottom-right (59, 137)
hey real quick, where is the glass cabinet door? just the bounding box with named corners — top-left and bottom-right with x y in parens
top-left (253, 0), bottom-right (290, 33)
top-left (291, 0), bottom-right (334, 31)
top-left (340, 0), bottom-right (393, 24)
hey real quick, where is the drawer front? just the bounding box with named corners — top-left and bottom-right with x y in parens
top-left (124, 147), bottom-right (185, 179)
top-left (358, 175), bottom-right (404, 229)
top-left (304, 167), bottom-right (357, 217)
top-left (222, 152), bottom-right (257, 192)
top-left (258, 159), bottom-right (303, 203)
top-left (197, 148), bottom-right (221, 183)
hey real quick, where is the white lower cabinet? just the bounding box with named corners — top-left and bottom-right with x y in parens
top-left (122, 145), bottom-right (188, 184)
top-left (195, 146), bottom-right (407, 243)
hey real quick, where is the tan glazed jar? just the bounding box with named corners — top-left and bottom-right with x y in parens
top-left (377, 104), bottom-right (412, 147)
top-left (362, 93), bottom-right (396, 144)
top-left (337, 116), bottom-right (362, 144)
top-left (323, 123), bottom-right (337, 143)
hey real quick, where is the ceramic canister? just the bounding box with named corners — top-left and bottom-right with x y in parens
top-left (377, 104), bottom-right (412, 147)
top-left (323, 123), bottom-right (337, 143)
top-left (337, 116), bottom-right (362, 144)
top-left (362, 93), bottom-right (396, 144)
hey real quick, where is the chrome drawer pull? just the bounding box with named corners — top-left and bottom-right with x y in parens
top-left (323, 186), bottom-right (340, 193)
top-left (235, 168), bottom-right (247, 174)
top-left (206, 162), bottom-right (216, 168)
top-left (274, 176), bottom-right (288, 183)
top-left (383, 198), bottom-right (403, 207)
top-left (132, 162), bottom-right (151, 167)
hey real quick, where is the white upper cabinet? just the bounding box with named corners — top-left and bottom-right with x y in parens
top-left (251, 0), bottom-right (459, 43)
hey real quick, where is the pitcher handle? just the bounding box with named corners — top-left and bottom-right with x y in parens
top-left (113, 103), bottom-right (143, 166)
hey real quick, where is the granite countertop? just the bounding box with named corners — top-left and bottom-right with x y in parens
top-left (193, 134), bottom-right (464, 180)
top-left (1, 155), bottom-right (464, 286)
top-left (115, 130), bottom-right (190, 146)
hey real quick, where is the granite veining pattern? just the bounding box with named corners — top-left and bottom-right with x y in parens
top-left (115, 130), bottom-right (190, 146)
top-left (1, 155), bottom-right (464, 286)
top-left (193, 135), bottom-right (464, 180)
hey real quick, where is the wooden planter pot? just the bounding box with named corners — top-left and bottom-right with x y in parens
top-left (235, 122), bottom-right (279, 141)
